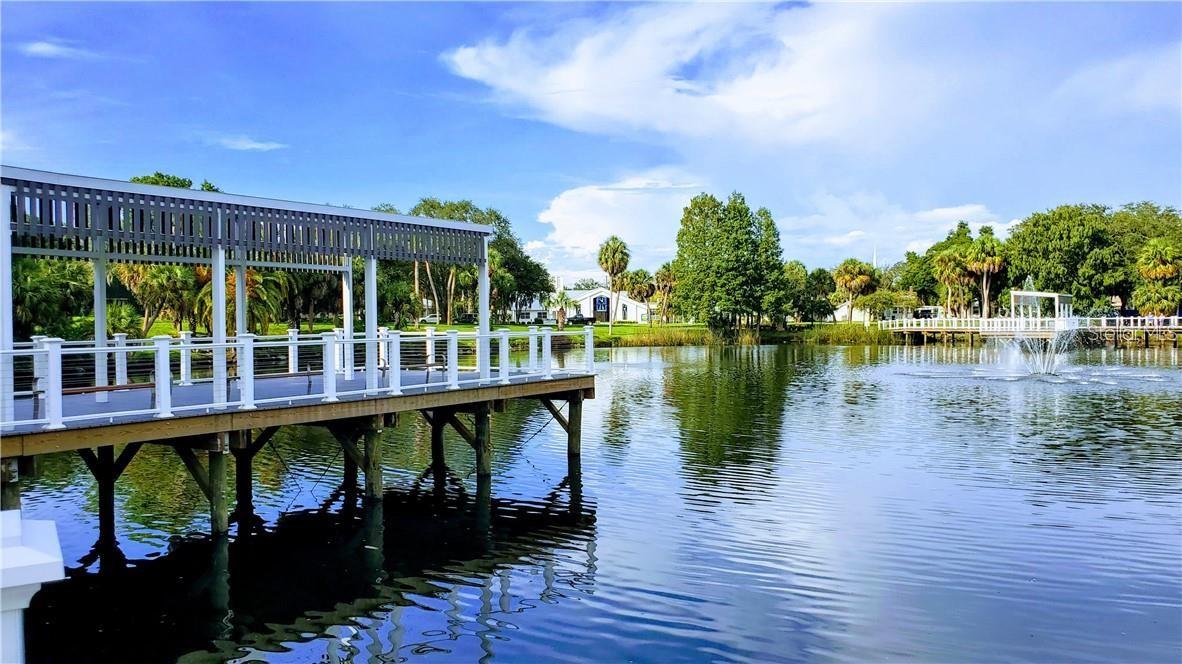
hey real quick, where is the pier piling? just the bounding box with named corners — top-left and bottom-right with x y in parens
top-left (363, 416), bottom-right (384, 499)
top-left (474, 402), bottom-right (492, 478)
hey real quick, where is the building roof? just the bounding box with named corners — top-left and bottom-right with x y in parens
top-left (2, 165), bottom-right (490, 270)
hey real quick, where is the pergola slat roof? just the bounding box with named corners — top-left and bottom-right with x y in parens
top-left (2, 166), bottom-right (491, 270)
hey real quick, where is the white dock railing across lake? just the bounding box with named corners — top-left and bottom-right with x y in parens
top-left (879, 316), bottom-right (1181, 333)
top-left (1, 326), bottom-right (596, 432)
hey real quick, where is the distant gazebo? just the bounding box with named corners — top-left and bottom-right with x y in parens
top-left (1010, 290), bottom-right (1073, 318)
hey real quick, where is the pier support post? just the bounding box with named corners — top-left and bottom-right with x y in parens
top-left (172, 435), bottom-right (229, 536)
top-left (567, 391), bottom-right (583, 476)
top-left (363, 415), bottom-right (384, 499)
top-left (209, 442), bottom-right (228, 536)
top-left (230, 431), bottom-right (254, 522)
top-left (76, 443), bottom-right (143, 545)
top-left (343, 453), bottom-right (359, 490)
top-left (430, 413), bottom-right (446, 474)
top-left (328, 417), bottom-right (385, 501)
top-left (474, 401), bottom-right (492, 478)
top-left (1, 459), bottom-right (20, 511)
top-left (541, 392), bottom-right (586, 477)
top-left (228, 427), bottom-right (278, 530)
top-left (97, 447), bottom-right (116, 543)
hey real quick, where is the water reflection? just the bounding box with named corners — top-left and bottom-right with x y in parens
top-left (18, 344), bottom-right (1182, 663)
top-left (27, 480), bottom-right (593, 663)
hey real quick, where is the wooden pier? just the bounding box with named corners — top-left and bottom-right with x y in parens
top-left (1, 343), bottom-right (595, 542)
top-left (880, 315), bottom-right (1182, 346)
top-left (0, 166), bottom-right (597, 548)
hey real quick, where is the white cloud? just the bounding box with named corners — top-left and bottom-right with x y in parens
top-left (780, 192), bottom-right (1008, 266)
top-left (528, 169), bottom-right (702, 282)
top-left (1053, 42), bottom-right (1181, 114)
top-left (19, 40), bottom-right (98, 60)
top-left (209, 134), bottom-right (288, 152)
top-left (445, 3), bottom-right (941, 151)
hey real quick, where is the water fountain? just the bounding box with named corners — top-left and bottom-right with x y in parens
top-left (997, 284), bottom-right (1079, 375)
top-left (998, 327), bottom-right (1079, 375)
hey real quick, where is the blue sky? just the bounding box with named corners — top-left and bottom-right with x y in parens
top-left (3, 2), bottom-right (1179, 283)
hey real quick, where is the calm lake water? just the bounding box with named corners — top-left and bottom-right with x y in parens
top-left (19, 344), bottom-right (1182, 663)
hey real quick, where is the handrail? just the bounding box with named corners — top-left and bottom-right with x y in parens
top-left (0, 326), bottom-right (597, 431)
top-left (878, 316), bottom-right (1181, 332)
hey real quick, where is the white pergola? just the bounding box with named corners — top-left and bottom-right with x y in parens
top-left (1010, 290), bottom-right (1073, 318)
top-left (0, 166), bottom-right (494, 420)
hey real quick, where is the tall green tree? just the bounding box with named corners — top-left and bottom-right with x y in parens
top-left (754, 207), bottom-right (787, 326)
top-left (803, 267), bottom-right (836, 321)
top-left (832, 258), bottom-right (876, 322)
top-left (653, 262), bottom-right (676, 324)
top-left (1006, 204), bottom-right (1129, 311)
top-left (625, 268), bottom-right (656, 327)
top-left (893, 251), bottom-right (938, 304)
top-left (1131, 238), bottom-right (1182, 316)
top-left (932, 247), bottom-right (972, 317)
top-left (781, 260), bottom-right (809, 322)
top-left (964, 226), bottom-right (1005, 318)
top-left (598, 236), bottom-right (630, 333)
top-left (671, 192), bottom-right (767, 331)
top-left (11, 258), bottom-right (93, 339)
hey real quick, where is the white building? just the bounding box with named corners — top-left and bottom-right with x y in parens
top-left (516, 287), bottom-right (652, 324)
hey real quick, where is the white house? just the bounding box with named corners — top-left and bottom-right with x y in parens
top-left (516, 287), bottom-right (652, 324)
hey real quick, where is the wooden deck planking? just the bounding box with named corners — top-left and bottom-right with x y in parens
top-left (1, 370), bottom-right (594, 458)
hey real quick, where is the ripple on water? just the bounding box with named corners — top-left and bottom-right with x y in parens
top-left (16, 344), bottom-right (1182, 663)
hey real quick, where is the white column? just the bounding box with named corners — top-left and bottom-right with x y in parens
top-left (152, 335), bottom-right (173, 418)
top-left (477, 236), bottom-right (491, 381)
top-left (541, 327), bottom-right (552, 379)
top-left (234, 261), bottom-right (247, 337)
top-left (179, 330), bottom-right (193, 385)
top-left (113, 333), bottom-right (128, 385)
top-left (287, 328), bottom-right (299, 373)
top-left (211, 243), bottom-right (228, 407)
top-left (498, 328), bottom-right (510, 385)
top-left (364, 256), bottom-right (378, 393)
top-left (528, 326), bottom-right (538, 372)
top-left (0, 511), bottom-right (65, 664)
top-left (425, 327), bottom-right (436, 366)
top-left (386, 330), bottom-right (401, 395)
top-left (30, 336), bottom-right (46, 399)
top-left (333, 327), bottom-right (345, 373)
top-left (585, 325), bottom-right (595, 373)
top-left (446, 329), bottom-right (459, 389)
top-left (237, 333), bottom-right (255, 410)
top-left (378, 326), bottom-right (389, 368)
top-left (93, 256), bottom-right (109, 402)
top-left (0, 186), bottom-right (14, 428)
top-left (43, 338), bottom-right (64, 430)
top-left (321, 331), bottom-right (338, 402)
top-left (342, 261), bottom-right (354, 380)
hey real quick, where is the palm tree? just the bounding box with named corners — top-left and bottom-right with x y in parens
top-left (1132, 238), bottom-right (1182, 316)
top-left (654, 262), bottom-right (676, 324)
top-left (546, 291), bottom-right (576, 330)
top-left (1132, 281), bottom-right (1182, 316)
top-left (196, 268), bottom-right (291, 334)
top-left (932, 247), bottom-right (972, 317)
top-left (626, 269), bottom-right (656, 327)
top-left (598, 236), bottom-right (630, 333)
top-left (1136, 238), bottom-right (1182, 281)
top-left (111, 264), bottom-right (193, 336)
top-left (965, 227), bottom-right (1005, 318)
top-left (832, 258), bottom-right (875, 322)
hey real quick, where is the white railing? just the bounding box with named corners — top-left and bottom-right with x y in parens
top-left (878, 318), bottom-right (983, 331)
top-left (880, 316), bottom-right (1181, 333)
top-left (0, 325), bottom-right (597, 432)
